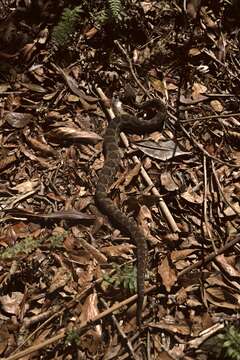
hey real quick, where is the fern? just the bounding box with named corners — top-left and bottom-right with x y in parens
top-left (103, 264), bottom-right (137, 293)
top-left (0, 237), bottom-right (40, 259)
top-left (94, 0), bottom-right (123, 26)
top-left (0, 233), bottom-right (65, 259)
top-left (218, 326), bottom-right (240, 360)
top-left (107, 0), bottom-right (122, 21)
top-left (52, 6), bottom-right (82, 46)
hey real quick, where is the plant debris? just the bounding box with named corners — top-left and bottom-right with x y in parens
top-left (0, 0), bottom-right (240, 359)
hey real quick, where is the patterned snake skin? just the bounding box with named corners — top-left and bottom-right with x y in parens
top-left (96, 99), bottom-right (167, 325)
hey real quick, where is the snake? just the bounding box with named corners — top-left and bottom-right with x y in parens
top-left (96, 99), bottom-right (167, 325)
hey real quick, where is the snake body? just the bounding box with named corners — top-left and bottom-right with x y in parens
top-left (96, 99), bottom-right (167, 324)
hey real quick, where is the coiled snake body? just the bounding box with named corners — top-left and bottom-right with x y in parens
top-left (96, 99), bottom-right (167, 325)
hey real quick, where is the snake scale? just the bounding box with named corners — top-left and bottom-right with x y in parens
top-left (96, 99), bottom-right (167, 325)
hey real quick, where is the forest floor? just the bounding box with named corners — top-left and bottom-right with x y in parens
top-left (0, 1), bottom-right (240, 359)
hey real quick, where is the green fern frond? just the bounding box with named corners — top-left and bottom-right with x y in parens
top-left (218, 326), bottom-right (240, 360)
top-left (94, 9), bottom-right (109, 27)
top-left (52, 6), bottom-right (82, 46)
top-left (0, 237), bottom-right (40, 259)
top-left (103, 264), bottom-right (137, 293)
top-left (107, 0), bottom-right (122, 21)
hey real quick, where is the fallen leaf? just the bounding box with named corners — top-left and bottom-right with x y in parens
top-left (215, 254), bottom-right (240, 278)
top-left (158, 256), bottom-right (177, 292)
top-left (123, 163), bottom-right (141, 187)
top-left (50, 127), bottom-right (102, 144)
top-left (135, 140), bottom-right (189, 161)
top-left (48, 267), bottom-right (71, 293)
top-left (192, 82), bottom-right (207, 99)
top-left (4, 111), bottom-right (34, 128)
top-left (101, 243), bottom-right (135, 259)
top-left (210, 100), bottom-right (223, 113)
top-left (171, 249), bottom-right (196, 262)
top-left (181, 186), bottom-right (203, 204)
top-left (161, 171), bottom-right (180, 191)
top-left (0, 292), bottom-right (24, 315)
top-left (11, 179), bottom-right (39, 193)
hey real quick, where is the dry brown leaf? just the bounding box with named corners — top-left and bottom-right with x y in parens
top-left (181, 186), bottom-right (203, 204)
top-left (4, 111), bottom-right (34, 128)
top-left (0, 292), bottom-right (25, 315)
top-left (101, 243), bottom-right (135, 259)
top-left (180, 94), bottom-right (208, 104)
top-left (79, 293), bottom-right (101, 354)
top-left (158, 256), bottom-right (177, 292)
top-left (84, 26), bottom-right (99, 39)
top-left (123, 162), bottom-right (141, 187)
top-left (67, 94), bottom-right (80, 102)
top-left (21, 82), bottom-right (47, 93)
top-left (192, 82), bottom-right (207, 99)
top-left (11, 179), bottom-right (39, 193)
top-left (189, 48), bottom-right (201, 56)
top-left (26, 136), bottom-right (57, 156)
top-left (210, 100), bottom-right (223, 113)
top-left (48, 267), bottom-right (71, 293)
top-left (161, 171), bottom-right (180, 191)
top-left (135, 139), bottom-right (189, 161)
top-left (215, 254), bottom-right (240, 278)
top-left (50, 126), bottom-right (102, 144)
top-left (150, 321), bottom-right (191, 335)
top-left (205, 287), bottom-right (240, 309)
top-left (0, 153), bottom-right (18, 172)
top-left (223, 202), bottom-right (240, 216)
top-left (149, 76), bottom-right (166, 95)
top-left (171, 249), bottom-right (196, 262)
top-left (0, 326), bottom-right (10, 355)
top-left (186, 0), bottom-right (201, 18)
top-left (72, 227), bottom-right (107, 264)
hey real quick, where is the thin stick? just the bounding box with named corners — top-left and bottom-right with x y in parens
top-left (114, 40), bottom-right (149, 96)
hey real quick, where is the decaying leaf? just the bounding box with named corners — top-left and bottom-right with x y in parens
top-left (101, 243), bottom-right (135, 259)
top-left (48, 267), bottom-right (71, 293)
top-left (210, 100), bottom-right (223, 113)
top-left (0, 292), bottom-right (25, 316)
top-left (158, 256), bottom-right (177, 292)
top-left (50, 126), bottom-right (102, 144)
top-left (135, 140), bottom-right (189, 161)
top-left (4, 111), bottom-right (34, 128)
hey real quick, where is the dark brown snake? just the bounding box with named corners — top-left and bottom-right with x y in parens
top-left (96, 99), bottom-right (167, 325)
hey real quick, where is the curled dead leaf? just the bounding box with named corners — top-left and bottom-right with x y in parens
top-left (158, 256), bottom-right (177, 292)
top-left (4, 111), bottom-right (34, 128)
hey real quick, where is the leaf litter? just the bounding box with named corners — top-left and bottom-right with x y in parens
top-left (0, 1), bottom-right (240, 359)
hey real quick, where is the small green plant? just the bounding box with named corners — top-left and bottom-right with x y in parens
top-left (0, 233), bottom-right (65, 259)
top-left (65, 330), bottom-right (80, 346)
top-left (108, 0), bottom-right (122, 21)
top-left (0, 237), bottom-right (40, 259)
top-left (48, 233), bottom-right (65, 248)
top-left (94, 0), bottom-right (123, 27)
top-left (103, 264), bottom-right (137, 293)
top-left (218, 325), bottom-right (240, 360)
top-left (52, 6), bottom-right (82, 46)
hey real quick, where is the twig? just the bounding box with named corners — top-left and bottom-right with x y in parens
top-left (179, 122), bottom-right (240, 168)
top-left (100, 298), bottom-right (138, 360)
top-left (178, 234), bottom-right (240, 278)
top-left (181, 112), bottom-right (240, 123)
top-left (202, 155), bottom-right (214, 245)
top-left (114, 40), bottom-right (149, 96)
